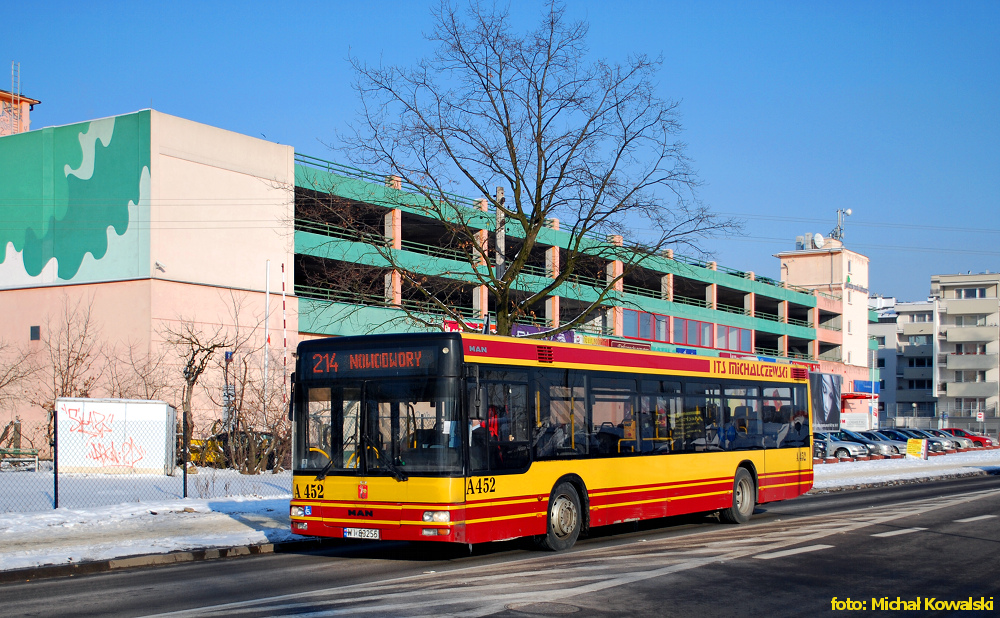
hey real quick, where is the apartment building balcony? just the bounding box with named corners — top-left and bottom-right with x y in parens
top-left (947, 326), bottom-right (997, 343)
top-left (946, 353), bottom-right (998, 371)
top-left (901, 344), bottom-right (933, 357)
top-left (902, 322), bottom-right (934, 336)
top-left (902, 367), bottom-right (932, 380)
top-left (944, 298), bottom-right (997, 315)
top-left (946, 381), bottom-right (998, 398)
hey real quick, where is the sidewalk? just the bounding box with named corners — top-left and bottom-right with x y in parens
top-left (2, 449), bottom-right (999, 581)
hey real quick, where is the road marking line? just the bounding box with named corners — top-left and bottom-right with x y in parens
top-left (871, 527), bottom-right (926, 537)
top-left (954, 514), bottom-right (997, 523)
top-left (752, 544), bottom-right (833, 560)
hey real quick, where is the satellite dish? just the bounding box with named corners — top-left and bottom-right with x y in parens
top-left (813, 233), bottom-right (825, 249)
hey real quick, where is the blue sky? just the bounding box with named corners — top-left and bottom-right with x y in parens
top-left (6, 1), bottom-right (998, 302)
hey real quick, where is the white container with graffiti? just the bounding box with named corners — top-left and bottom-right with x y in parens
top-left (55, 398), bottom-right (177, 475)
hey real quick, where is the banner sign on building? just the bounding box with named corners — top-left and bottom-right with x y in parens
top-left (810, 373), bottom-right (842, 432)
top-left (853, 380), bottom-right (880, 394)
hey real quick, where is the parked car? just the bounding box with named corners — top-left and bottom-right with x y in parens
top-left (858, 430), bottom-right (906, 455)
top-left (814, 439), bottom-right (827, 459)
top-left (924, 428), bottom-right (973, 449)
top-left (828, 429), bottom-right (893, 456)
top-left (941, 427), bottom-right (994, 448)
top-left (908, 428), bottom-right (959, 450)
top-left (814, 431), bottom-right (868, 459)
top-left (880, 428), bottom-right (946, 452)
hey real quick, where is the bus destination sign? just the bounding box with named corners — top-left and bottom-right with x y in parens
top-left (309, 346), bottom-right (439, 377)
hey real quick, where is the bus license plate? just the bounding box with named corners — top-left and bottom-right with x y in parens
top-left (343, 528), bottom-right (380, 540)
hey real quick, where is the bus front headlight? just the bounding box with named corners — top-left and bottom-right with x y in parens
top-left (422, 511), bottom-right (450, 523)
top-left (290, 506), bottom-right (305, 518)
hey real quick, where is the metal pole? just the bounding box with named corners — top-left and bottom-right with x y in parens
top-left (264, 260), bottom-right (271, 419)
top-left (51, 409), bottom-right (58, 509)
top-left (182, 401), bottom-right (188, 498)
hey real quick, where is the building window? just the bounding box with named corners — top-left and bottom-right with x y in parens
top-left (957, 287), bottom-right (987, 299)
top-left (907, 379), bottom-right (931, 390)
top-left (907, 335), bottom-right (930, 346)
top-left (877, 357), bottom-right (886, 368)
top-left (875, 336), bottom-right (886, 347)
top-left (30, 325), bottom-right (40, 341)
top-left (908, 358), bottom-right (930, 368)
top-left (714, 325), bottom-right (752, 353)
top-left (623, 309), bottom-right (670, 343)
top-left (954, 314), bottom-right (987, 327)
top-left (879, 379), bottom-right (886, 389)
top-left (912, 313), bottom-right (931, 323)
top-left (847, 320), bottom-right (852, 334)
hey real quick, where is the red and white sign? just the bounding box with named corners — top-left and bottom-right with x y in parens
top-left (977, 411), bottom-right (985, 422)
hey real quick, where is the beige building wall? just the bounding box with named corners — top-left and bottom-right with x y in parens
top-left (148, 111), bottom-right (296, 292)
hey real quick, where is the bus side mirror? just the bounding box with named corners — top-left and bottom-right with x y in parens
top-left (288, 372), bottom-right (296, 421)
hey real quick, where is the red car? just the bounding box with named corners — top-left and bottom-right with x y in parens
top-left (941, 427), bottom-right (994, 448)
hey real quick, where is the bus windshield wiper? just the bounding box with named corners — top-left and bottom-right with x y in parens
top-left (363, 433), bottom-right (408, 482)
top-left (315, 457), bottom-right (335, 481)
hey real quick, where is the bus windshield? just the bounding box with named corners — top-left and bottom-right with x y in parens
top-left (296, 377), bottom-right (462, 477)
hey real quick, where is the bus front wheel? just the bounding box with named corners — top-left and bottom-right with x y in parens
top-left (540, 482), bottom-right (581, 551)
top-left (720, 468), bottom-right (755, 524)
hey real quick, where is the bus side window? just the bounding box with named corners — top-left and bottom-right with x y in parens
top-left (533, 370), bottom-right (586, 458)
top-left (473, 382), bottom-right (530, 472)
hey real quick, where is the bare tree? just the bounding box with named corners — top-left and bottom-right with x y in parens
top-left (324, 1), bottom-right (739, 336)
top-left (104, 340), bottom-right (175, 401)
top-left (0, 339), bottom-right (37, 413)
top-left (163, 292), bottom-right (291, 473)
top-left (160, 318), bottom-right (235, 458)
top-left (30, 297), bottom-right (107, 440)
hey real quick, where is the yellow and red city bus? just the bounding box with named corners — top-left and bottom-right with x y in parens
top-left (289, 332), bottom-right (812, 550)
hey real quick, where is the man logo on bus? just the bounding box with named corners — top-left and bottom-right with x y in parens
top-left (468, 345), bottom-right (488, 354)
top-left (358, 483), bottom-right (368, 499)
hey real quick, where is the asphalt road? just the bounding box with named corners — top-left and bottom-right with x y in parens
top-left (4, 476), bottom-right (999, 617)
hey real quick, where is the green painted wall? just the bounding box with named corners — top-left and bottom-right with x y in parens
top-left (0, 111), bottom-right (151, 286)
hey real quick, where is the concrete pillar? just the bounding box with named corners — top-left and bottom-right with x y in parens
top-left (384, 208), bottom-right (402, 250)
top-left (661, 273), bottom-right (673, 302)
top-left (472, 285), bottom-right (489, 320)
top-left (778, 335), bottom-right (788, 357)
top-left (607, 260), bottom-right (624, 292)
top-left (474, 199), bottom-right (489, 266)
top-left (386, 175), bottom-right (402, 190)
top-left (546, 246), bottom-right (560, 279)
top-left (745, 292), bottom-right (755, 317)
top-left (546, 296), bottom-right (560, 328)
top-left (612, 306), bottom-right (623, 337)
top-left (778, 300), bottom-right (788, 324)
top-left (385, 270), bottom-right (402, 306)
top-left (706, 283), bottom-right (717, 310)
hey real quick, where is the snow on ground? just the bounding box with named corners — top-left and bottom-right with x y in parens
top-left (2, 450), bottom-right (999, 572)
top-left (812, 448), bottom-right (1000, 489)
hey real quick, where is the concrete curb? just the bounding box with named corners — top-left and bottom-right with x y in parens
top-left (0, 537), bottom-right (337, 584)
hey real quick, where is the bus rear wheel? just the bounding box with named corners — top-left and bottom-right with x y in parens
top-left (540, 482), bottom-right (581, 551)
top-left (720, 468), bottom-right (755, 524)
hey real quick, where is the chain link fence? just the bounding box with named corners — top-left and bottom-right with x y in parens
top-left (1, 419), bottom-right (291, 514)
